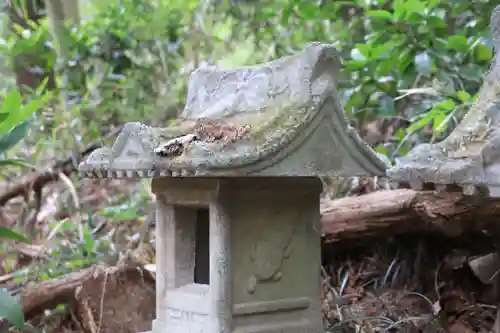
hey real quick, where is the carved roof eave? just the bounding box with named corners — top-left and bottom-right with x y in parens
top-left (387, 6), bottom-right (500, 197)
top-left (78, 103), bottom-right (389, 179)
top-left (78, 43), bottom-right (389, 179)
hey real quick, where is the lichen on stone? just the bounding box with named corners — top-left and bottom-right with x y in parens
top-left (78, 42), bottom-right (388, 178)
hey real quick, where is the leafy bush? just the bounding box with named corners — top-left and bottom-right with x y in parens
top-left (0, 85), bottom-right (49, 331)
top-left (2, 0), bottom-right (496, 159)
top-left (218, 0), bottom-right (496, 158)
top-left (0, 288), bottom-right (24, 330)
top-left (0, 84), bottom-right (50, 167)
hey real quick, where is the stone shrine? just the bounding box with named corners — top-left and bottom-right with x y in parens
top-left (78, 43), bottom-right (389, 333)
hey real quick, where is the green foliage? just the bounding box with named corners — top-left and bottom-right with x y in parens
top-left (0, 85), bottom-right (49, 331)
top-left (0, 288), bottom-right (24, 329)
top-left (1, 0), bottom-right (496, 160)
top-left (339, 0), bottom-right (494, 157)
top-left (0, 85), bottom-right (50, 171)
top-left (222, 0), bottom-right (495, 158)
top-left (0, 226), bottom-right (30, 243)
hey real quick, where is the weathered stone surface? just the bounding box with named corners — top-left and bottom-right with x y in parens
top-left (78, 43), bottom-right (389, 178)
top-left (468, 253), bottom-right (500, 284)
top-left (387, 6), bottom-right (500, 196)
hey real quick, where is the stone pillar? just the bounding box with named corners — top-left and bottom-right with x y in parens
top-left (153, 195), bottom-right (169, 331)
top-left (165, 206), bottom-right (197, 289)
top-left (209, 200), bottom-right (232, 333)
top-left (153, 194), bottom-right (197, 332)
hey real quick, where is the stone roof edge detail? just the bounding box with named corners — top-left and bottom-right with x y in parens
top-left (78, 42), bottom-right (389, 178)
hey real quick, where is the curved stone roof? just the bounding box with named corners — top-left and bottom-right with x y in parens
top-left (78, 43), bottom-right (389, 178)
top-left (387, 5), bottom-right (500, 196)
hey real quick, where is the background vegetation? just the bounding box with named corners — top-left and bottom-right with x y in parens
top-left (0, 0), bottom-right (498, 331)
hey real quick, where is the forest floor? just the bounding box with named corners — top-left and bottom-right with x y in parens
top-left (0, 148), bottom-right (498, 333)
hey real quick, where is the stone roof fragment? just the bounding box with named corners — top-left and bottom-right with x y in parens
top-left (387, 5), bottom-right (500, 196)
top-left (79, 43), bottom-right (389, 178)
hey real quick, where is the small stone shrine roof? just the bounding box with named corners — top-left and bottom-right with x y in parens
top-left (387, 6), bottom-right (500, 196)
top-left (78, 43), bottom-right (389, 178)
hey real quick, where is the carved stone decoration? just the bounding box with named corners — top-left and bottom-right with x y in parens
top-left (78, 43), bottom-right (388, 333)
top-left (246, 207), bottom-right (299, 294)
top-left (78, 42), bottom-right (389, 179)
top-left (387, 6), bottom-right (500, 197)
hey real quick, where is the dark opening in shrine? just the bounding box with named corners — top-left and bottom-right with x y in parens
top-left (194, 207), bottom-right (210, 285)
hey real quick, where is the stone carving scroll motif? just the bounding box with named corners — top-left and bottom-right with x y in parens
top-left (246, 210), bottom-right (299, 294)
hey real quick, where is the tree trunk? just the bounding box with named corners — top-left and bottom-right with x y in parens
top-left (61, 0), bottom-right (79, 24)
top-left (45, 0), bottom-right (85, 99)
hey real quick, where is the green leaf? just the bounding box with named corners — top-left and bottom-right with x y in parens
top-left (0, 120), bottom-right (32, 154)
top-left (447, 35), bottom-right (469, 52)
top-left (0, 88), bottom-right (22, 116)
top-left (0, 158), bottom-right (36, 169)
top-left (456, 91), bottom-right (471, 103)
top-left (459, 63), bottom-right (483, 81)
top-left (407, 114), bottom-right (433, 133)
top-left (404, 0), bottom-right (427, 16)
top-left (393, 0), bottom-right (406, 20)
top-left (432, 109), bottom-right (457, 140)
top-left (426, 16), bottom-right (446, 28)
top-left (10, 23), bottom-right (26, 36)
top-left (255, 7), bottom-right (277, 20)
top-left (434, 99), bottom-right (456, 111)
top-left (0, 227), bottom-right (31, 243)
top-left (377, 95), bottom-right (396, 116)
top-left (36, 76), bottom-right (50, 95)
top-left (0, 90), bottom-right (49, 135)
top-left (281, 4), bottom-right (294, 24)
top-left (432, 112), bottom-right (446, 132)
top-left (83, 229), bottom-right (95, 254)
top-left (397, 48), bottom-right (413, 73)
top-left (370, 43), bottom-right (394, 59)
top-left (0, 112), bottom-right (8, 124)
top-left (366, 10), bottom-right (393, 20)
top-left (355, 43), bottom-right (372, 58)
top-left (475, 43), bottom-right (493, 62)
top-left (296, 2), bottom-right (320, 20)
top-left (16, 92), bottom-right (51, 120)
top-left (427, 0), bottom-right (440, 10)
top-left (0, 289), bottom-right (25, 329)
top-left (344, 60), bottom-right (367, 71)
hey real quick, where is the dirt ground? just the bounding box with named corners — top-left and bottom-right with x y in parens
top-left (1, 176), bottom-right (499, 333)
top-left (322, 233), bottom-right (498, 332)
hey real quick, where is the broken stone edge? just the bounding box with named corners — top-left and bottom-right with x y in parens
top-left (386, 5), bottom-right (500, 197)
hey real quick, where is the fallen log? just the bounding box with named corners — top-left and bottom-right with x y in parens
top-left (0, 143), bottom-right (100, 214)
top-left (11, 262), bottom-right (155, 332)
top-left (320, 189), bottom-right (500, 243)
top-left (0, 265), bottom-right (106, 332)
top-left (0, 126), bottom-right (123, 207)
top-left (20, 265), bottom-right (102, 319)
